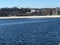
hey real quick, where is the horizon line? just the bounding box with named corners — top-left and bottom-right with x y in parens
top-left (0, 7), bottom-right (60, 9)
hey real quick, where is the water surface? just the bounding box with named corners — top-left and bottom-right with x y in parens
top-left (0, 18), bottom-right (60, 45)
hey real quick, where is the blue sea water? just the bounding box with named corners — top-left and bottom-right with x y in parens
top-left (0, 18), bottom-right (60, 45)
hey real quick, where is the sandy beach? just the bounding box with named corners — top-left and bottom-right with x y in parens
top-left (0, 15), bottom-right (60, 19)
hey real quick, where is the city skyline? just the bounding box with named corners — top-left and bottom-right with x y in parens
top-left (0, 0), bottom-right (60, 8)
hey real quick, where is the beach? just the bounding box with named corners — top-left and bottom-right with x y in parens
top-left (0, 15), bottom-right (60, 19)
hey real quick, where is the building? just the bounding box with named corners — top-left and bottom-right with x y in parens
top-left (0, 7), bottom-right (60, 16)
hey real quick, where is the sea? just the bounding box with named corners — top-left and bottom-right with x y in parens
top-left (0, 18), bottom-right (60, 45)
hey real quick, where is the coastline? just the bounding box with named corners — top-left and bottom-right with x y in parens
top-left (0, 15), bottom-right (60, 19)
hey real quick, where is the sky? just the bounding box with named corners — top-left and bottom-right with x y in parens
top-left (0, 0), bottom-right (60, 8)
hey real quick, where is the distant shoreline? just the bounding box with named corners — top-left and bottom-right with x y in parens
top-left (0, 15), bottom-right (60, 19)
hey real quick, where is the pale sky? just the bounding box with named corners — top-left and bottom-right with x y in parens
top-left (0, 0), bottom-right (60, 8)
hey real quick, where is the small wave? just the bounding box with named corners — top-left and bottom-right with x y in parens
top-left (0, 19), bottom-right (57, 26)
